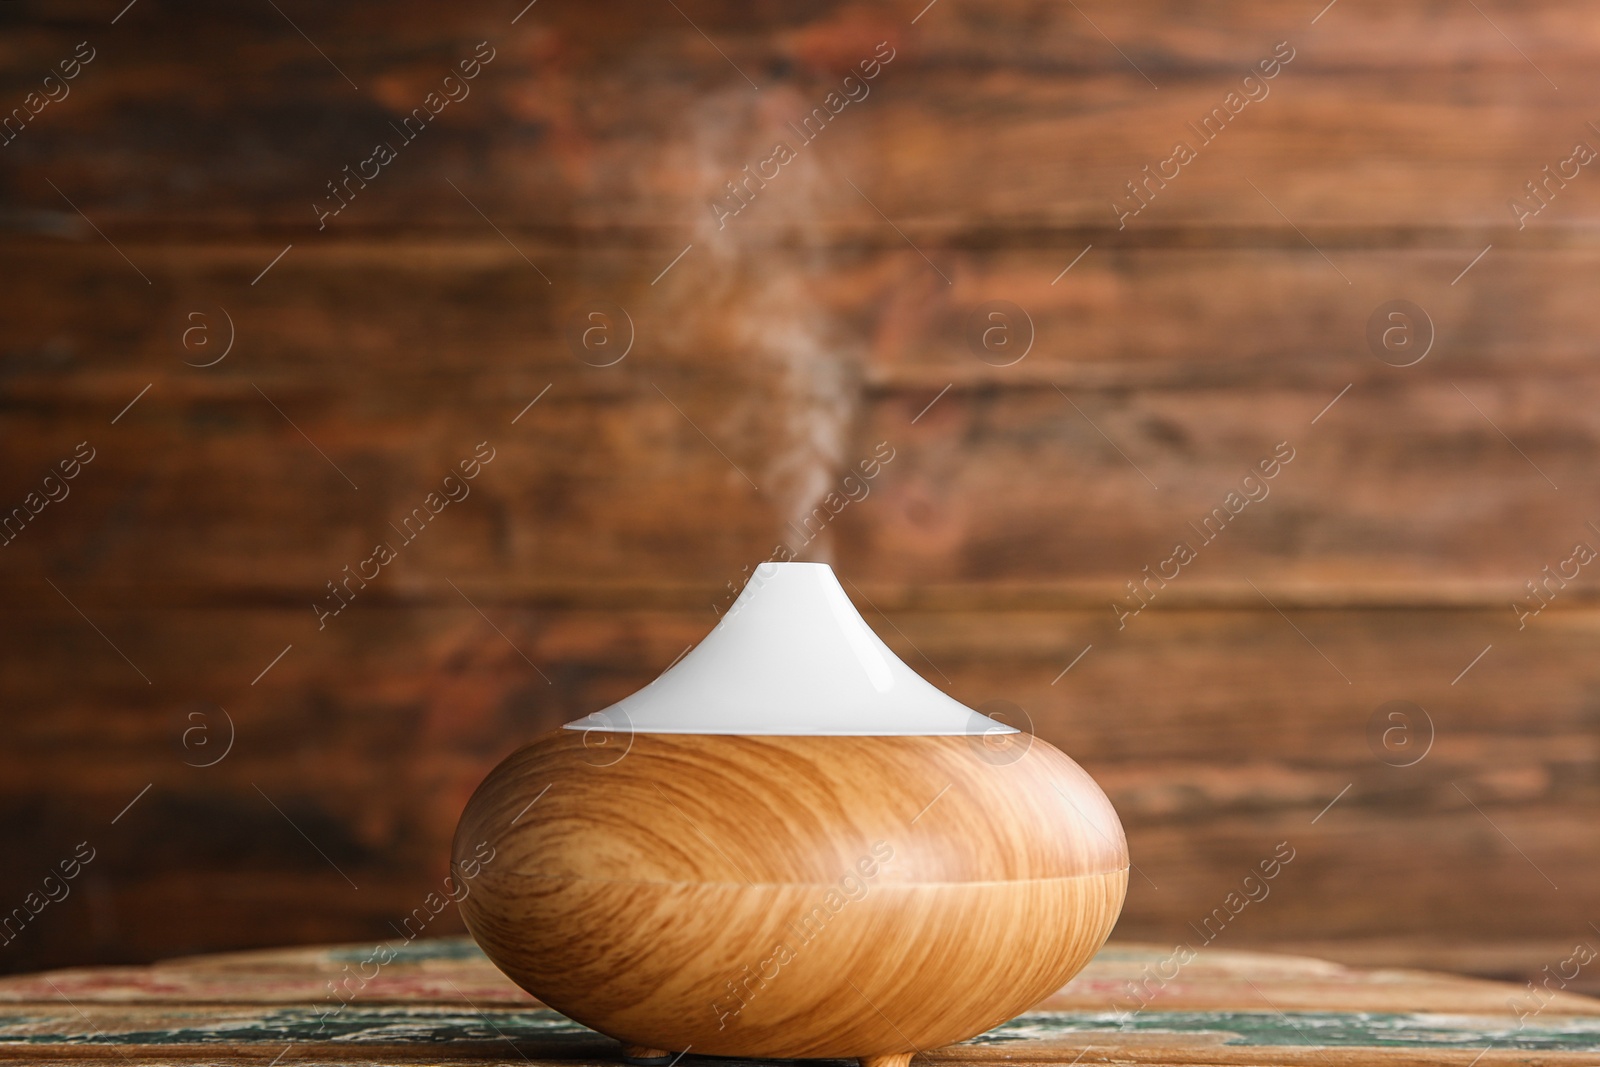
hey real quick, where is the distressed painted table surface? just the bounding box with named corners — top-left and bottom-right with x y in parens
top-left (0, 937), bottom-right (1595, 1065)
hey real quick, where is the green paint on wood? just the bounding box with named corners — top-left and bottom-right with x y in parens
top-left (0, 1006), bottom-right (592, 1046)
top-left (321, 938), bottom-right (491, 964)
top-left (3, 1007), bottom-right (1598, 1051)
top-left (978, 1011), bottom-right (1600, 1051)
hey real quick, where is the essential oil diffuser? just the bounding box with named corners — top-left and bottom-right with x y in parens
top-left (453, 562), bottom-right (1127, 1067)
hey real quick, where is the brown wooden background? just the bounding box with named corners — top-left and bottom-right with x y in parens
top-left (3, 0), bottom-right (1598, 991)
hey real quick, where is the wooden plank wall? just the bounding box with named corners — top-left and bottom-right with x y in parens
top-left (2, 0), bottom-right (1598, 989)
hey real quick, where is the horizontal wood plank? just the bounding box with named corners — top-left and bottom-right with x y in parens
top-left (10, 243), bottom-right (1600, 387)
top-left (3, 2), bottom-right (1600, 233)
top-left (3, 365), bottom-right (1597, 599)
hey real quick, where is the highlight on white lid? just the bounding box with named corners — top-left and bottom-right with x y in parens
top-left (564, 562), bottom-right (1018, 736)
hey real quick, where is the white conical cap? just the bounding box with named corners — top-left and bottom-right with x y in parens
top-left (564, 562), bottom-right (1016, 736)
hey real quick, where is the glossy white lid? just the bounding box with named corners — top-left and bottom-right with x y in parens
top-left (564, 562), bottom-right (1016, 736)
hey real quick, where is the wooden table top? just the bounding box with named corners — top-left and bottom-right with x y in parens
top-left (0, 938), bottom-right (1596, 1065)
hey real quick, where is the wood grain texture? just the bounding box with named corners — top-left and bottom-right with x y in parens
top-left (6, 1), bottom-right (1600, 232)
top-left (454, 732), bottom-right (1127, 883)
top-left (11, 243), bottom-right (1600, 392)
top-left (471, 874), bottom-right (1125, 1058)
top-left (453, 732), bottom-right (1127, 1057)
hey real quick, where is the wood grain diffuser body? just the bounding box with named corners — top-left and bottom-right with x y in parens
top-left (453, 562), bottom-right (1127, 1067)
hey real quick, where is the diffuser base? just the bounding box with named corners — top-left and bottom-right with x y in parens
top-left (456, 731), bottom-right (1129, 1059)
